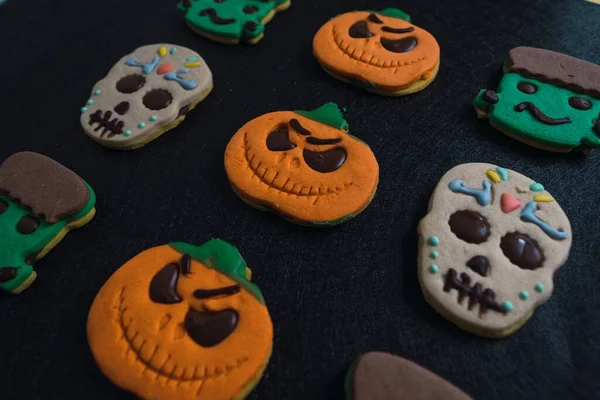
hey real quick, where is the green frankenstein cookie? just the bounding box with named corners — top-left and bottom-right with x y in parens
top-left (0, 152), bottom-right (96, 294)
top-left (474, 46), bottom-right (600, 153)
top-left (178, 0), bottom-right (291, 45)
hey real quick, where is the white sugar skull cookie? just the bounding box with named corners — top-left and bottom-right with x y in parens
top-left (80, 44), bottom-right (213, 150)
top-left (418, 163), bottom-right (572, 338)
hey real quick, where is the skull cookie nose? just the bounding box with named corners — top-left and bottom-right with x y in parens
top-left (114, 101), bottom-right (130, 115)
top-left (184, 308), bottom-right (239, 347)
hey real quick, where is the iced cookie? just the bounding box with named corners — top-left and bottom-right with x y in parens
top-left (87, 239), bottom-right (272, 400)
top-left (474, 47), bottom-right (600, 153)
top-left (0, 152), bottom-right (96, 294)
top-left (313, 8), bottom-right (440, 96)
top-left (178, 0), bottom-right (290, 45)
top-left (81, 44), bottom-right (213, 150)
top-left (418, 163), bottom-right (572, 338)
top-left (346, 352), bottom-right (472, 400)
top-left (224, 103), bottom-right (379, 226)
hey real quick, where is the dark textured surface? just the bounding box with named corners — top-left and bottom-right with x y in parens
top-left (1, 0), bottom-right (599, 399)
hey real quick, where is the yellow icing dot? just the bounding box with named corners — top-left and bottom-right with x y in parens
top-left (158, 46), bottom-right (167, 57)
top-left (486, 170), bottom-right (501, 183)
top-left (534, 194), bottom-right (554, 202)
top-left (184, 61), bottom-right (201, 68)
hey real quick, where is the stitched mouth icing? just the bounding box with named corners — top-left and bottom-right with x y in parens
top-left (89, 110), bottom-right (125, 137)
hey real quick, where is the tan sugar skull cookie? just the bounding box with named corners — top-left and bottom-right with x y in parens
top-left (80, 44), bottom-right (213, 150)
top-left (418, 163), bottom-right (572, 338)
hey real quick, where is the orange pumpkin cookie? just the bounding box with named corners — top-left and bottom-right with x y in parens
top-left (224, 103), bottom-right (379, 226)
top-left (87, 239), bottom-right (273, 400)
top-left (313, 8), bottom-right (440, 96)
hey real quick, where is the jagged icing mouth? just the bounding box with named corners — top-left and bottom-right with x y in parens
top-left (331, 26), bottom-right (426, 68)
top-left (88, 110), bottom-right (125, 138)
top-left (443, 269), bottom-right (507, 316)
top-left (242, 133), bottom-right (352, 203)
top-left (514, 102), bottom-right (572, 126)
top-left (115, 288), bottom-right (248, 383)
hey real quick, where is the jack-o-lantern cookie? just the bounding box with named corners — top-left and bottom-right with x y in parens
top-left (87, 239), bottom-right (272, 400)
top-left (224, 103), bottom-right (379, 226)
top-left (346, 352), bottom-right (472, 400)
top-left (474, 47), bottom-right (600, 153)
top-left (0, 152), bottom-right (96, 294)
top-left (81, 44), bottom-right (213, 150)
top-left (313, 8), bottom-right (440, 96)
top-left (178, 0), bottom-right (290, 45)
top-left (419, 163), bottom-right (572, 338)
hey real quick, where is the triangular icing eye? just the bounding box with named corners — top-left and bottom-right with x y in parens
top-left (303, 148), bottom-right (347, 173)
top-left (349, 21), bottom-right (373, 38)
top-left (149, 263), bottom-right (183, 304)
top-left (267, 126), bottom-right (296, 151)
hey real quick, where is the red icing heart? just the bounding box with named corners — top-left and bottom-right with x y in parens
top-left (157, 63), bottom-right (175, 75)
top-left (501, 193), bottom-right (522, 213)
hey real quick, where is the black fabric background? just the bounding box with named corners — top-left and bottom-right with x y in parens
top-left (1, 0), bottom-right (599, 399)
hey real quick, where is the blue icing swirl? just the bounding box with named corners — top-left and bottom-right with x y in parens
top-left (125, 55), bottom-right (160, 74)
top-left (520, 201), bottom-right (568, 240)
top-left (448, 179), bottom-right (492, 206)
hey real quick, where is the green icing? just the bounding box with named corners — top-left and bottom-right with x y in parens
top-left (0, 182), bottom-right (96, 293)
top-left (170, 239), bottom-right (264, 303)
top-left (177, 0), bottom-right (288, 42)
top-left (344, 358), bottom-right (358, 400)
top-left (376, 7), bottom-right (411, 22)
top-left (474, 73), bottom-right (600, 149)
top-left (295, 102), bottom-right (349, 132)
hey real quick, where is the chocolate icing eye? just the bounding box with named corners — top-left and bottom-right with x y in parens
top-left (448, 210), bottom-right (490, 244)
top-left (517, 82), bottom-right (537, 94)
top-left (568, 97), bottom-right (592, 110)
top-left (267, 126), bottom-right (296, 151)
top-left (0, 199), bottom-right (8, 215)
top-left (116, 74), bottom-right (146, 94)
top-left (349, 21), bottom-right (373, 39)
top-left (149, 262), bottom-right (183, 304)
top-left (500, 232), bottom-right (544, 270)
top-left (243, 5), bottom-right (258, 13)
top-left (16, 215), bottom-right (40, 235)
top-left (143, 89), bottom-right (173, 110)
top-left (303, 148), bottom-right (347, 173)
top-left (380, 37), bottom-right (417, 53)
top-left (184, 308), bottom-right (239, 347)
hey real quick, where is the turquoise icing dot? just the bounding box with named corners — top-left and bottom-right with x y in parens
top-left (93, 89), bottom-right (102, 95)
top-left (430, 251), bottom-right (439, 259)
top-left (169, 47), bottom-right (177, 55)
top-left (429, 265), bottom-right (439, 274)
top-left (428, 236), bottom-right (440, 246)
top-left (535, 283), bottom-right (544, 293)
top-left (502, 301), bottom-right (514, 312)
top-left (496, 167), bottom-right (509, 181)
top-left (519, 291), bottom-right (529, 300)
top-left (530, 183), bottom-right (545, 192)
top-left (150, 115), bottom-right (157, 122)
top-left (124, 129), bottom-right (132, 137)
top-left (186, 56), bottom-right (199, 62)
top-left (86, 99), bottom-right (93, 105)
top-left (138, 122), bottom-right (146, 128)
top-left (80, 107), bottom-right (87, 112)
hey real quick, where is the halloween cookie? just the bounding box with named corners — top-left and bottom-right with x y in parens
top-left (224, 103), bottom-right (379, 226)
top-left (0, 152), bottom-right (96, 294)
top-left (178, 0), bottom-right (290, 45)
top-left (474, 47), bottom-right (600, 153)
top-left (346, 352), bottom-right (472, 400)
top-left (81, 44), bottom-right (213, 150)
top-left (418, 163), bottom-right (572, 338)
top-left (313, 8), bottom-right (440, 96)
top-left (87, 239), bottom-right (272, 400)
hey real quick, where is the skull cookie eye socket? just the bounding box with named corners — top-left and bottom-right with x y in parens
top-left (500, 232), bottom-right (545, 270)
top-left (302, 148), bottom-right (347, 173)
top-left (517, 82), bottom-right (537, 94)
top-left (448, 210), bottom-right (490, 244)
top-left (116, 74), bottom-right (146, 94)
top-left (16, 215), bottom-right (40, 235)
top-left (568, 97), bottom-right (592, 110)
top-left (349, 21), bottom-right (373, 38)
top-left (143, 89), bottom-right (173, 110)
top-left (266, 126), bottom-right (297, 151)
